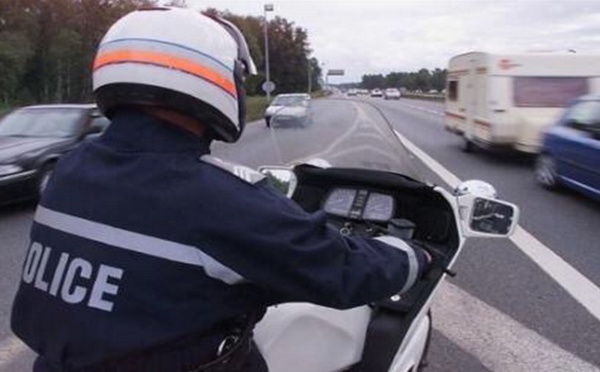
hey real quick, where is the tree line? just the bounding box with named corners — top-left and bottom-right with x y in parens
top-left (204, 8), bottom-right (321, 97)
top-left (0, 0), bottom-right (321, 107)
top-left (0, 0), bottom-right (155, 106)
top-left (359, 68), bottom-right (447, 93)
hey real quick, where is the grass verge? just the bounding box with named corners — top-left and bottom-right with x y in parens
top-left (246, 96), bottom-right (269, 123)
top-left (401, 93), bottom-right (445, 102)
top-left (0, 105), bottom-right (11, 118)
top-left (310, 90), bottom-right (331, 99)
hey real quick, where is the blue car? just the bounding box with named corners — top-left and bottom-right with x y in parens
top-left (536, 95), bottom-right (600, 201)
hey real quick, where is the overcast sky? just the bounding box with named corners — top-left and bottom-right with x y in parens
top-left (184, 0), bottom-right (600, 82)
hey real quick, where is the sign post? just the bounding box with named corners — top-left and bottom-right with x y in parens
top-left (264, 3), bottom-right (274, 101)
top-left (262, 81), bottom-right (276, 94)
top-left (326, 69), bottom-right (345, 90)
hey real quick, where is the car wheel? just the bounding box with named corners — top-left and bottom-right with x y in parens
top-left (535, 154), bottom-right (559, 189)
top-left (36, 163), bottom-right (55, 197)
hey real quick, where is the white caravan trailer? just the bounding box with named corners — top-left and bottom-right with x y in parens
top-left (445, 52), bottom-right (600, 153)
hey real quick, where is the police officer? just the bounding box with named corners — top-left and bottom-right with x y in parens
top-left (11, 7), bottom-right (430, 372)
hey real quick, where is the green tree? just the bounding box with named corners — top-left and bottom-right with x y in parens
top-left (0, 0), bottom-right (156, 105)
top-left (49, 28), bottom-right (82, 102)
top-left (430, 68), bottom-right (447, 93)
top-left (361, 67), bottom-right (446, 93)
top-left (265, 17), bottom-right (311, 94)
top-left (361, 74), bottom-right (385, 90)
top-left (308, 57), bottom-right (322, 92)
top-left (0, 31), bottom-right (33, 105)
top-left (415, 68), bottom-right (431, 92)
top-left (0, 1), bottom-right (319, 105)
top-left (204, 8), bottom-right (320, 95)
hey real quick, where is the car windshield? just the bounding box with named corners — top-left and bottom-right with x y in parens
top-left (271, 96), bottom-right (307, 107)
top-left (214, 98), bottom-right (425, 182)
top-left (0, 108), bottom-right (83, 138)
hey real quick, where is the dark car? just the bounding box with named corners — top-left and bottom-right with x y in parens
top-left (535, 95), bottom-right (600, 201)
top-left (0, 104), bottom-right (110, 205)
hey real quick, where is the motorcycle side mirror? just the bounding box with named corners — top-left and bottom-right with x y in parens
top-left (454, 180), bottom-right (519, 238)
top-left (456, 193), bottom-right (520, 238)
top-left (258, 166), bottom-right (297, 198)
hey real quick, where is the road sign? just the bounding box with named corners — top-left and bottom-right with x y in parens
top-left (327, 69), bottom-right (345, 76)
top-left (262, 81), bottom-right (276, 94)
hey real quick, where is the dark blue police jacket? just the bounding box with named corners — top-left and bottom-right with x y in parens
top-left (11, 109), bottom-right (425, 370)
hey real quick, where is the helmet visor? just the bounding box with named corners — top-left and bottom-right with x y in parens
top-left (212, 17), bottom-right (257, 75)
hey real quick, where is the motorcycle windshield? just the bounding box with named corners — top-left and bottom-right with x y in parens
top-left (214, 98), bottom-right (424, 181)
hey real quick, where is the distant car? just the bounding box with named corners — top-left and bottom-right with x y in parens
top-left (265, 93), bottom-right (310, 127)
top-left (535, 95), bottom-right (600, 201)
top-left (0, 104), bottom-right (110, 205)
top-left (347, 89), bottom-right (358, 97)
top-left (384, 88), bottom-right (401, 100)
top-left (370, 89), bottom-right (383, 98)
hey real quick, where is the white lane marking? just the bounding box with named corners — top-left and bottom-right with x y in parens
top-left (510, 227), bottom-right (600, 320)
top-left (395, 129), bottom-right (600, 322)
top-left (397, 101), bottom-right (445, 116)
top-left (434, 282), bottom-right (600, 372)
top-left (0, 335), bottom-right (30, 368)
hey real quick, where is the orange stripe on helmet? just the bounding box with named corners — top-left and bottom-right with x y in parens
top-left (94, 50), bottom-right (237, 98)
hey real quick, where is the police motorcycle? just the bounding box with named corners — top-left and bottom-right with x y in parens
top-left (216, 97), bottom-right (519, 372)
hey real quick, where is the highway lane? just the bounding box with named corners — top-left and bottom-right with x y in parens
top-left (0, 201), bottom-right (37, 371)
top-left (0, 98), bottom-right (599, 371)
top-left (370, 96), bottom-right (600, 285)
top-left (360, 96), bottom-right (600, 366)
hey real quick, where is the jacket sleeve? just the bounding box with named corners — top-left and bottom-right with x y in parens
top-left (197, 180), bottom-right (429, 309)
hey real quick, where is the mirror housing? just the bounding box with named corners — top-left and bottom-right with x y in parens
top-left (454, 180), bottom-right (497, 198)
top-left (457, 194), bottom-right (519, 238)
top-left (258, 166), bottom-right (297, 198)
top-left (454, 179), bottom-right (518, 238)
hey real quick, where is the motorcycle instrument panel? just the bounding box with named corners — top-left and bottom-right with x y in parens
top-left (323, 188), bottom-right (395, 222)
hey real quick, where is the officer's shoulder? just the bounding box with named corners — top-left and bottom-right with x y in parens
top-left (200, 155), bottom-right (265, 185)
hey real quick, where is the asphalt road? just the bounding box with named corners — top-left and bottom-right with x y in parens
top-left (359, 95), bottom-right (600, 370)
top-left (1, 97), bottom-right (599, 371)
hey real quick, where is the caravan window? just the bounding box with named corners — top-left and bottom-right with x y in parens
top-left (513, 77), bottom-right (588, 108)
top-left (447, 80), bottom-right (458, 101)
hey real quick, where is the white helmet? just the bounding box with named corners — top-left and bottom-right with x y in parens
top-left (93, 7), bottom-right (257, 142)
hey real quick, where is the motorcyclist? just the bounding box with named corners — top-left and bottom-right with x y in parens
top-left (11, 7), bottom-right (430, 372)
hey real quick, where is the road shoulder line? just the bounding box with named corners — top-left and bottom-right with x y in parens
top-left (434, 282), bottom-right (600, 371)
top-left (394, 129), bottom-right (600, 322)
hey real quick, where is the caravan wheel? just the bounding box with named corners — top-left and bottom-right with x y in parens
top-left (462, 138), bottom-right (475, 153)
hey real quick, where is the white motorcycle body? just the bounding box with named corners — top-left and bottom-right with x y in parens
top-left (255, 303), bottom-right (431, 372)
top-left (252, 184), bottom-right (515, 372)
top-left (253, 99), bottom-right (519, 372)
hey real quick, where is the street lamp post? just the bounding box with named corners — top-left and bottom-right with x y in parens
top-left (264, 3), bottom-right (274, 101)
top-left (307, 58), bottom-right (312, 94)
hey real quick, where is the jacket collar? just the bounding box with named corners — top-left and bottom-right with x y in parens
top-left (101, 109), bottom-right (212, 155)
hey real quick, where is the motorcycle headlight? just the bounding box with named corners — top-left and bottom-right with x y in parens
top-left (0, 164), bottom-right (23, 176)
